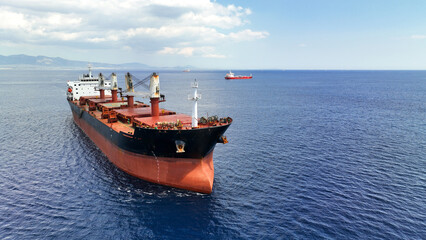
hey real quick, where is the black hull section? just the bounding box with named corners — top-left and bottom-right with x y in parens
top-left (69, 101), bottom-right (230, 159)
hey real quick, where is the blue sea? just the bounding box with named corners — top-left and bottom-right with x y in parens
top-left (0, 69), bottom-right (425, 239)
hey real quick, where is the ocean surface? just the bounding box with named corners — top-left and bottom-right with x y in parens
top-left (0, 69), bottom-right (425, 239)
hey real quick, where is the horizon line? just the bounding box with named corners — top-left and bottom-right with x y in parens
top-left (1, 54), bottom-right (426, 71)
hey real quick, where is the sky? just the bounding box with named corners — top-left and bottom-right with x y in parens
top-left (1, 0), bottom-right (426, 69)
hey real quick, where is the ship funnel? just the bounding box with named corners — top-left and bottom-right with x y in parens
top-left (125, 72), bottom-right (134, 92)
top-left (188, 79), bottom-right (201, 128)
top-left (149, 73), bottom-right (160, 98)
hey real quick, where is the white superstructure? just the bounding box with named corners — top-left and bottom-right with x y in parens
top-left (225, 71), bottom-right (234, 78)
top-left (67, 66), bottom-right (112, 101)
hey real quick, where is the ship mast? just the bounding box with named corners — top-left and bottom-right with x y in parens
top-left (189, 79), bottom-right (201, 127)
top-left (88, 64), bottom-right (93, 78)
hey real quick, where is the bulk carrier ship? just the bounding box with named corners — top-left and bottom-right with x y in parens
top-left (67, 67), bottom-right (232, 193)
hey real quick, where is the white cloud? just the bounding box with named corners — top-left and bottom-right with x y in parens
top-left (0, 9), bottom-right (28, 30)
top-left (158, 46), bottom-right (226, 58)
top-left (51, 32), bottom-right (81, 41)
top-left (202, 53), bottom-right (226, 58)
top-left (158, 47), bottom-right (195, 57)
top-left (228, 29), bottom-right (269, 41)
top-left (411, 35), bottom-right (426, 39)
top-left (0, 0), bottom-right (268, 58)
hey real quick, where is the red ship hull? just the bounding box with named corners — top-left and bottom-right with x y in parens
top-left (71, 110), bottom-right (215, 194)
top-left (225, 76), bottom-right (252, 80)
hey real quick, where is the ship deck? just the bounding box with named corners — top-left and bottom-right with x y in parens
top-left (98, 101), bottom-right (149, 110)
top-left (89, 98), bottom-right (123, 104)
top-left (73, 98), bottom-right (231, 134)
top-left (98, 102), bottom-right (128, 109)
top-left (134, 114), bottom-right (193, 128)
top-left (79, 102), bottom-right (135, 134)
top-left (114, 107), bottom-right (175, 118)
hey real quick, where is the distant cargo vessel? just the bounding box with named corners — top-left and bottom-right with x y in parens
top-left (67, 67), bottom-right (232, 193)
top-left (225, 71), bottom-right (252, 80)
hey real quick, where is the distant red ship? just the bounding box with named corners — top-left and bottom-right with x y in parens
top-left (224, 71), bottom-right (253, 80)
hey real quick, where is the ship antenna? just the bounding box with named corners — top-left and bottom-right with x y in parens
top-left (188, 79), bottom-right (201, 127)
top-left (88, 63), bottom-right (93, 78)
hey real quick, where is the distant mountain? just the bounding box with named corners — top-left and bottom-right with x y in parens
top-left (0, 54), bottom-right (153, 69)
